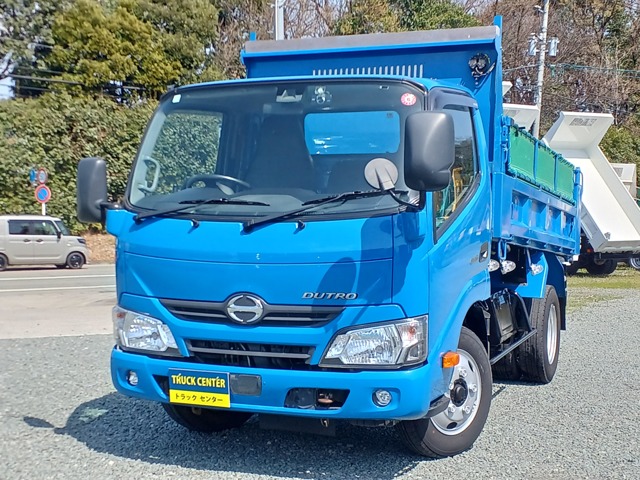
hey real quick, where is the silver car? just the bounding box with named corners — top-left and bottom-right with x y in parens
top-left (0, 215), bottom-right (88, 270)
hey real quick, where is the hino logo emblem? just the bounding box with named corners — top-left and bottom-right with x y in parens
top-left (225, 294), bottom-right (265, 324)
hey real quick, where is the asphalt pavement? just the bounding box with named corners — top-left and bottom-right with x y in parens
top-left (0, 264), bottom-right (115, 338)
top-left (0, 271), bottom-right (638, 479)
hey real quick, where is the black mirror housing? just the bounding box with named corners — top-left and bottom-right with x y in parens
top-left (404, 111), bottom-right (455, 191)
top-left (77, 157), bottom-right (108, 223)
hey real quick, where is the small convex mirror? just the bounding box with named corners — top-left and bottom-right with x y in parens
top-left (364, 158), bottom-right (399, 191)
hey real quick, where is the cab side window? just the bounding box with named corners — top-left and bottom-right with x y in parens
top-left (33, 220), bottom-right (57, 236)
top-left (8, 220), bottom-right (31, 235)
top-left (434, 105), bottom-right (478, 229)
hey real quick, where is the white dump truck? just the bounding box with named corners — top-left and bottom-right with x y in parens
top-left (544, 112), bottom-right (640, 275)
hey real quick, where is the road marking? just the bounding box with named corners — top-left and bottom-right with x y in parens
top-left (0, 285), bottom-right (116, 293)
top-left (0, 274), bottom-right (115, 282)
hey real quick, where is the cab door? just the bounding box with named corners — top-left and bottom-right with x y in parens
top-left (427, 98), bottom-right (492, 355)
top-left (7, 219), bottom-right (35, 263)
top-left (31, 219), bottom-right (64, 263)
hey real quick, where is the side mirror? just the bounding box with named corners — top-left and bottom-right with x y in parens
top-left (77, 157), bottom-right (108, 223)
top-left (404, 111), bottom-right (455, 191)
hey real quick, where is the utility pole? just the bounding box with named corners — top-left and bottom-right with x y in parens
top-left (274, 0), bottom-right (285, 40)
top-left (532, 0), bottom-right (550, 138)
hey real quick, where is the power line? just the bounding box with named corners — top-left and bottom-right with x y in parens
top-left (550, 63), bottom-right (640, 78)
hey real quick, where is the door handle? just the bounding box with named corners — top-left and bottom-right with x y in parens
top-left (23, 239), bottom-right (31, 243)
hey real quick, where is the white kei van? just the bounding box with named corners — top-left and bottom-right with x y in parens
top-left (0, 215), bottom-right (88, 271)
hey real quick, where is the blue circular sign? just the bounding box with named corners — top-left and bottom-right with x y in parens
top-left (35, 185), bottom-right (52, 204)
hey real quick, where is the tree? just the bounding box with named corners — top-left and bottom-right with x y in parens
top-left (214, 0), bottom-right (273, 79)
top-left (332, 0), bottom-right (400, 35)
top-left (0, 0), bottom-right (69, 95)
top-left (128, 0), bottom-right (221, 85)
top-left (48, 0), bottom-right (181, 97)
top-left (478, 0), bottom-right (640, 133)
top-left (392, 0), bottom-right (480, 31)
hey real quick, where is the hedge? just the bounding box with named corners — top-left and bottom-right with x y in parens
top-left (0, 93), bottom-right (157, 233)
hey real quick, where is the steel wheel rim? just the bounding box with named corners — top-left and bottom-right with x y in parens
top-left (69, 254), bottom-right (82, 268)
top-left (547, 304), bottom-right (558, 364)
top-left (431, 349), bottom-right (481, 436)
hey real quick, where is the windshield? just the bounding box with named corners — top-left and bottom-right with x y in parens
top-left (128, 80), bottom-right (424, 220)
top-left (54, 220), bottom-right (71, 235)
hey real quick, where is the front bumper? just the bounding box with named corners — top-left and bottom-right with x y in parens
top-left (111, 348), bottom-right (442, 421)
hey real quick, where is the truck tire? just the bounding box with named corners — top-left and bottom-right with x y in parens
top-left (629, 257), bottom-right (640, 271)
top-left (491, 352), bottom-right (521, 381)
top-left (564, 262), bottom-right (579, 275)
top-left (519, 286), bottom-right (561, 384)
top-left (0, 254), bottom-right (7, 271)
top-left (162, 404), bottom-right (252, 433)
top-left (585, 258), bottom-right (616, 275)
top-left (396, 327), bottom-right (492, 457)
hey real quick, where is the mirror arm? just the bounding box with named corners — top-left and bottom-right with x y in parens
top-left (388, 190), bottom-right (420, 209)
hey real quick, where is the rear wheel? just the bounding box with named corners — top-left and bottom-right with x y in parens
top-left (66, 252), bottom-right (85, 269)
top-left (491, 351), bottom-right (521, 381)
top-left (0, 254), bottom-right (7, 271)
top-left (564, 262), bottom-right (579, 275)
top-left (519, 286), bottom-right (561, 383)
top-left (396, 327), bottom-right (492, 457)
top-left (585, 258), bottom-right (616, 275)
top-left (162, 404), bottom-right (252, 433)
top-left (629, 257), bottom-right (640, 271)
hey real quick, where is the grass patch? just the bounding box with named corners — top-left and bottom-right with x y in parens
top-left (566, 290), bottom-right (620, 314)
top-left (567, 265), bottom-right (640, 290)
top-left (566, 266), bottom-right (637, 314)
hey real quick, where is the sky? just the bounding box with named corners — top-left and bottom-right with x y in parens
top-left (0, 77), bottom-right (13, 99)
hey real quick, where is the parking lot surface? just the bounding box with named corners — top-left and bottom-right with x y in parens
top-left (0, 275), bottom-right (638, 479)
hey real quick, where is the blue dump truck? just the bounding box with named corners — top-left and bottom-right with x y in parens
top-left (77, 17), bottom-right (580, 457)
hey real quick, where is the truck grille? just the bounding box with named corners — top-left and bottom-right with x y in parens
top-left (160, 298), bottom-right (343, 327)
top-left (186, 339), bottom-right (315, 370)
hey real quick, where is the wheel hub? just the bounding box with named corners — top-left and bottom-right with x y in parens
top-left (431, 349), bottom-right (482, 436)
top-left (450, 379), bottom-right (468, 407)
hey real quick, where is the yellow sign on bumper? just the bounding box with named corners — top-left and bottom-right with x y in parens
top-left (168, 369), bottom-right (230, 409)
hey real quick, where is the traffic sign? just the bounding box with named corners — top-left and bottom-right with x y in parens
top-left (35, 185), bottom-right (52, 204)
top-left (36, 168), bottom-right (48, 184)
top-left (29, 168), bottom-right (37, 184)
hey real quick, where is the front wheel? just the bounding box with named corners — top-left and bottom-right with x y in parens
top-left (396, 327), bottom-right (492, 457)
top-left (0, 254), bottom-right (7, 271)
top-left (162, 404), bottom-right (252, 433)
top-left (629, 257), bottom-right (640, 271)
top-left (66, 252), bottom-right (85, 269)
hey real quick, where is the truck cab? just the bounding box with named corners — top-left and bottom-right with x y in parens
top-left (77, 18), bottom-right (579, 457)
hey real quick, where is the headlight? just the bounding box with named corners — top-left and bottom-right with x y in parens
top-left (113, 306), bottom-right (179, 355)
top-left (320, 316), bottom-right (427, 368)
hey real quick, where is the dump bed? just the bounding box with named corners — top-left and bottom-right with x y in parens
top-left (492, 117), bottom-right (580, 257)
top-left (544, 112), bottom-right (640, 253)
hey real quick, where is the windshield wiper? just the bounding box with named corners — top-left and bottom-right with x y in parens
top-left (243, 190), bottom-right (392, 232)
top-left (134, 197), bottom-right (270, 223)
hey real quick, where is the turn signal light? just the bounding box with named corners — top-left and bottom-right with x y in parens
top-left (442, 351), bottom-right (460, 368)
